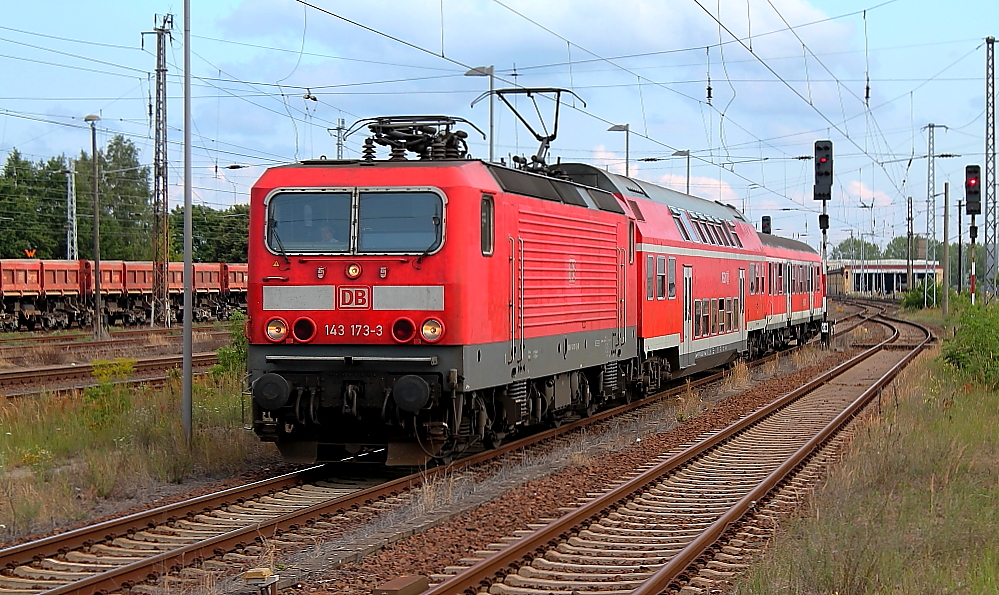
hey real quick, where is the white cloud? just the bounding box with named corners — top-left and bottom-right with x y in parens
top-left (845, 179), bottom-right (891, 207)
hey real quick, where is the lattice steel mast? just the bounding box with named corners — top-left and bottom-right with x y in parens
top-left (986, 37), bottom-right (996, 303)
top-left (145, 14), bottom-right (173, 325)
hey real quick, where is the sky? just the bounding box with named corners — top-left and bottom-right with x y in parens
top-left (1, 0), bottom-right (996, 253)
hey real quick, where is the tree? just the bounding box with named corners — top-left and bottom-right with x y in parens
top-left (169, 203), bottom-right (248, 263)
top-left (830, 236), bottom-right (881, 261)
top-left (0, 150), bottom-right (70, 258)
top-left (882, 236), bottom-right (909, 260)
top-left (75, 135), bottom-right (153, 261)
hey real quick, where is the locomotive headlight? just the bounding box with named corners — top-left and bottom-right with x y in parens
top-left (421, 318), bottom-right (444, 342)
top-left (265, 318), bottom-right (288, 342)
top-left (345, 263), bottom-right (362, 279)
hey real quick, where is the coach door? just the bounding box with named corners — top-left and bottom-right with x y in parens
top-left (682, 266), bottom-right (693, 354)
top-left (738, 268), bottom-right (746, 341)
top-left (785, 261), bottom-right (792, 324)
top-left (508, 234), bottom-right (524, 364)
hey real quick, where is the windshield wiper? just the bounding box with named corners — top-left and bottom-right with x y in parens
top-left (268, 219), bottom-right (292, 268)
top-left (413, 216), bottom-right (441, 269)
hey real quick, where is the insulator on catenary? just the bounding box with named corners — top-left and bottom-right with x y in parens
top-left (362, 138), bottom-right (376, 161)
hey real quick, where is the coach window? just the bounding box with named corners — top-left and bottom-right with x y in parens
top-left (710, 298), bottom-right (718, 334)
top-left (718, 299), bottom-right (726, 333)
top-left (733, 297), bottom-right (740, 330)
top-left (629, 221), bottom-right (636, 264)
top-left (749, 263), bottom-right (756, 294)
top-left (726, 298), bottom-right (733, 332)
top-left (646, 255), bottom-right (655, 300)
top-left (656, 256), bottom-right (666, 299)
top-left (694, 300), bottom-right (702, 337)
top-left (729, 223), bottom-right (743, 247)
top-left (480, 194), bottom-right (494, 256)
top-left (673, 214), bottom-right (691, 241)
top-left (668, 257), bottom-right (676, 299)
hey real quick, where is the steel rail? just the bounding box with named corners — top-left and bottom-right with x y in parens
top-left (422, 315), bottom-right (925, 595)
top-left (633, 315), bottom-right (931, 593)
top-left (0, 466), bottom-right (323, 571)
top-left (0, 324), bottom-right (219, 346)
top-left (0, 353), bottom-right (218, 391)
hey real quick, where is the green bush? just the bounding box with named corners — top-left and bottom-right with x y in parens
top-left (941, 304), bottom-right (999, 388)
top-left (211, 309), bottom-right (247, 377)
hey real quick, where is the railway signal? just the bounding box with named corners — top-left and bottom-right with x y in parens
top-left (814, 140), bottom-right (833, 201)
top-left (966, 164), bottom-right (981, 215)
top-left (761, 215), bottom-right (772, 234)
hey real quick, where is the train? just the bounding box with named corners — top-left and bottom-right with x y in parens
top-left (246, 114), bottom-right (825, 465)
top-left (0, 259), bottom-right (248, 331)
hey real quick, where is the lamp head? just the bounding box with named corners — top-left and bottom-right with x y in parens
top-left (84, 114), bottom-right (100, 123)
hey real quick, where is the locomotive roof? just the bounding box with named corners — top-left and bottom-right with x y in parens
top-left (289, 159), bottom-right (745, 222)
top-left (555, 163), bottom-right (747, 223)
top-left (757, 232), bottom-right (818, 255)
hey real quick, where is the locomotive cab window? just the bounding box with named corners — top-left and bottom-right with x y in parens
top-left (266, 188), bottom-right (445, 255)
top-left (481, 194), bottom-right (494, 256)
top-left (359, 191), bottom-right (443, 253)
top-left (267, 191), bottom-right (351, 253)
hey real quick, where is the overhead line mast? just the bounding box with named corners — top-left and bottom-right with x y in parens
top-left (985, 36), bottom-right (996, 304)
top-left (143, 14), bottom-right (173, 326)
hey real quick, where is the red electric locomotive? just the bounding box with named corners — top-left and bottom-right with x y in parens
top-left (246, 115), bottom-right (824, 465)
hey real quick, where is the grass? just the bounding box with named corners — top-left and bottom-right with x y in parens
top-left (0, 354), bottom-right (277, 542)
top-left (731, 340), bottom-right (999, 595)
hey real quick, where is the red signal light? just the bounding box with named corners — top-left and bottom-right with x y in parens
top-left (819, 157), bottom-right (828, 163)
top-left (968, 178), bottom-right (978, 186)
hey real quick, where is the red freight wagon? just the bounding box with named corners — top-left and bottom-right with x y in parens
top-left (81, 260), bottom-right (126, 296)
top-left (193, 263), bottom-right (222, 293)
top-left (40, 260), bottom-right (82, 297)
top-left (224, 263), bottom-right (248, 293)
top-left (123, 261), bottom-right (155, 295)
top-left (0, 260), bottom-right (43, 331)
top-left (1, 259), bottom-right (42, 297)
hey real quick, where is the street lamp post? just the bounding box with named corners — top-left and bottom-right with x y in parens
top-left (608, 124), bottom-right (630, 177)
top-left (672, 150), bottom-right (691, 194)
top-left (84, 114), bottom-right (108, 340)
top-left (464, 66), bottom-right (494, 162)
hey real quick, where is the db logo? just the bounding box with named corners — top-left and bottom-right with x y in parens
top-left (338, 286), bottom-right (370, 309)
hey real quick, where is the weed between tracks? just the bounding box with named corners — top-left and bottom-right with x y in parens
top-left (733, 342), bottom-right (999, 594)
top-left (0, 319), bottom-right (277, 543)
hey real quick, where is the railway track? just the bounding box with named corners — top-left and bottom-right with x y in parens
top-left (0, 353), bottom-right (220, 397)
top-left (423, 312), bottom-right (929, 594)
top-left (0, 324), bottom-right (219, 347)
top-left (0, 302), bottom-right (871, 593)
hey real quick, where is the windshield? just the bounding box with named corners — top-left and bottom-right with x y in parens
top-left (358, 191), bottom-right (443, 253)
top-left (267, 191), bottom-right (351, 253)
top-left (266, 189), bottom-right (444, 255)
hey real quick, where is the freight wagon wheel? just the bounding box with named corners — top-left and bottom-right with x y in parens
top-left (23, 319), bottom-right (35, 332)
